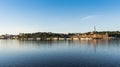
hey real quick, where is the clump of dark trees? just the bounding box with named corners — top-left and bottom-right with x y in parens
top-left (18, 32), bottom-right (73, 40)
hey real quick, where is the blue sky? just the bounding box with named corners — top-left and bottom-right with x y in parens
top-left (0, 0), bottom-right (120, 34)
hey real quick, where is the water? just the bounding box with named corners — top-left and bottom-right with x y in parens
top-left (0, 39), bottom-right (120, 67)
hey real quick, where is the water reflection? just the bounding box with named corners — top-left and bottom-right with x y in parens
top-left (0, 39), bottom-right (119, 51)
top-left (0, 39), bottom-right (120, 53)
top-left (0, 39), bottom-right (120, 67)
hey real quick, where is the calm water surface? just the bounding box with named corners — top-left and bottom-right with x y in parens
top-left (0, 39), bottom-right (120, 67)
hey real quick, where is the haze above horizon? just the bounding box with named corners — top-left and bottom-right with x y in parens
top-left (0, 0), bottom-right (120, 34)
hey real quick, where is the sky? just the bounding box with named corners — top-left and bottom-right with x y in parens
top-left (0, 0), bottom-right (120, 34)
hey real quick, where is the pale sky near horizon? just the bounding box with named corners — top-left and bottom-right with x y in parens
top-left (0, 0), bottom-right (120, 34)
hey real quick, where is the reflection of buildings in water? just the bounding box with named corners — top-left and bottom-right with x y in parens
top-left (93, 39), bottom-right (97, 45)
top-left (78, 39), bottom-right (110, 53)
top-left (67, 40), bottom-right (81, 47)
top-left (80, 40), bottom-right (92, 45)
top-left (72, 40), bottom-right (81, 45)
top-left (18, 40), bottom-right (56, 48)
top-left (17, 39), bottom-right (120, 49)
top-left (92, 39), bottom-right (97, 53)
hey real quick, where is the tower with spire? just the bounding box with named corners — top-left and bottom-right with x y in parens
top-left (94, 26), bottom-right (96, 33)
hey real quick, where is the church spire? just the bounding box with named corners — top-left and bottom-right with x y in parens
top-left (94, 26), bottom-right (96, 32)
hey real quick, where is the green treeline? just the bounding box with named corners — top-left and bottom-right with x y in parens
top-left (18, 31), bottom-right (120, 40)
top-left (18, 32), bottom-right (71, 40)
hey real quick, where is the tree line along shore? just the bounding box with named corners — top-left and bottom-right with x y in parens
top-left (17, 31), bottom-right (120, 40)
top-left (0, 31), bottom-right (120, 40)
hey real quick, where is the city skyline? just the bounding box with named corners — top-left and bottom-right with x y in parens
top-left (0, 0), bottom-right (120, 34)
